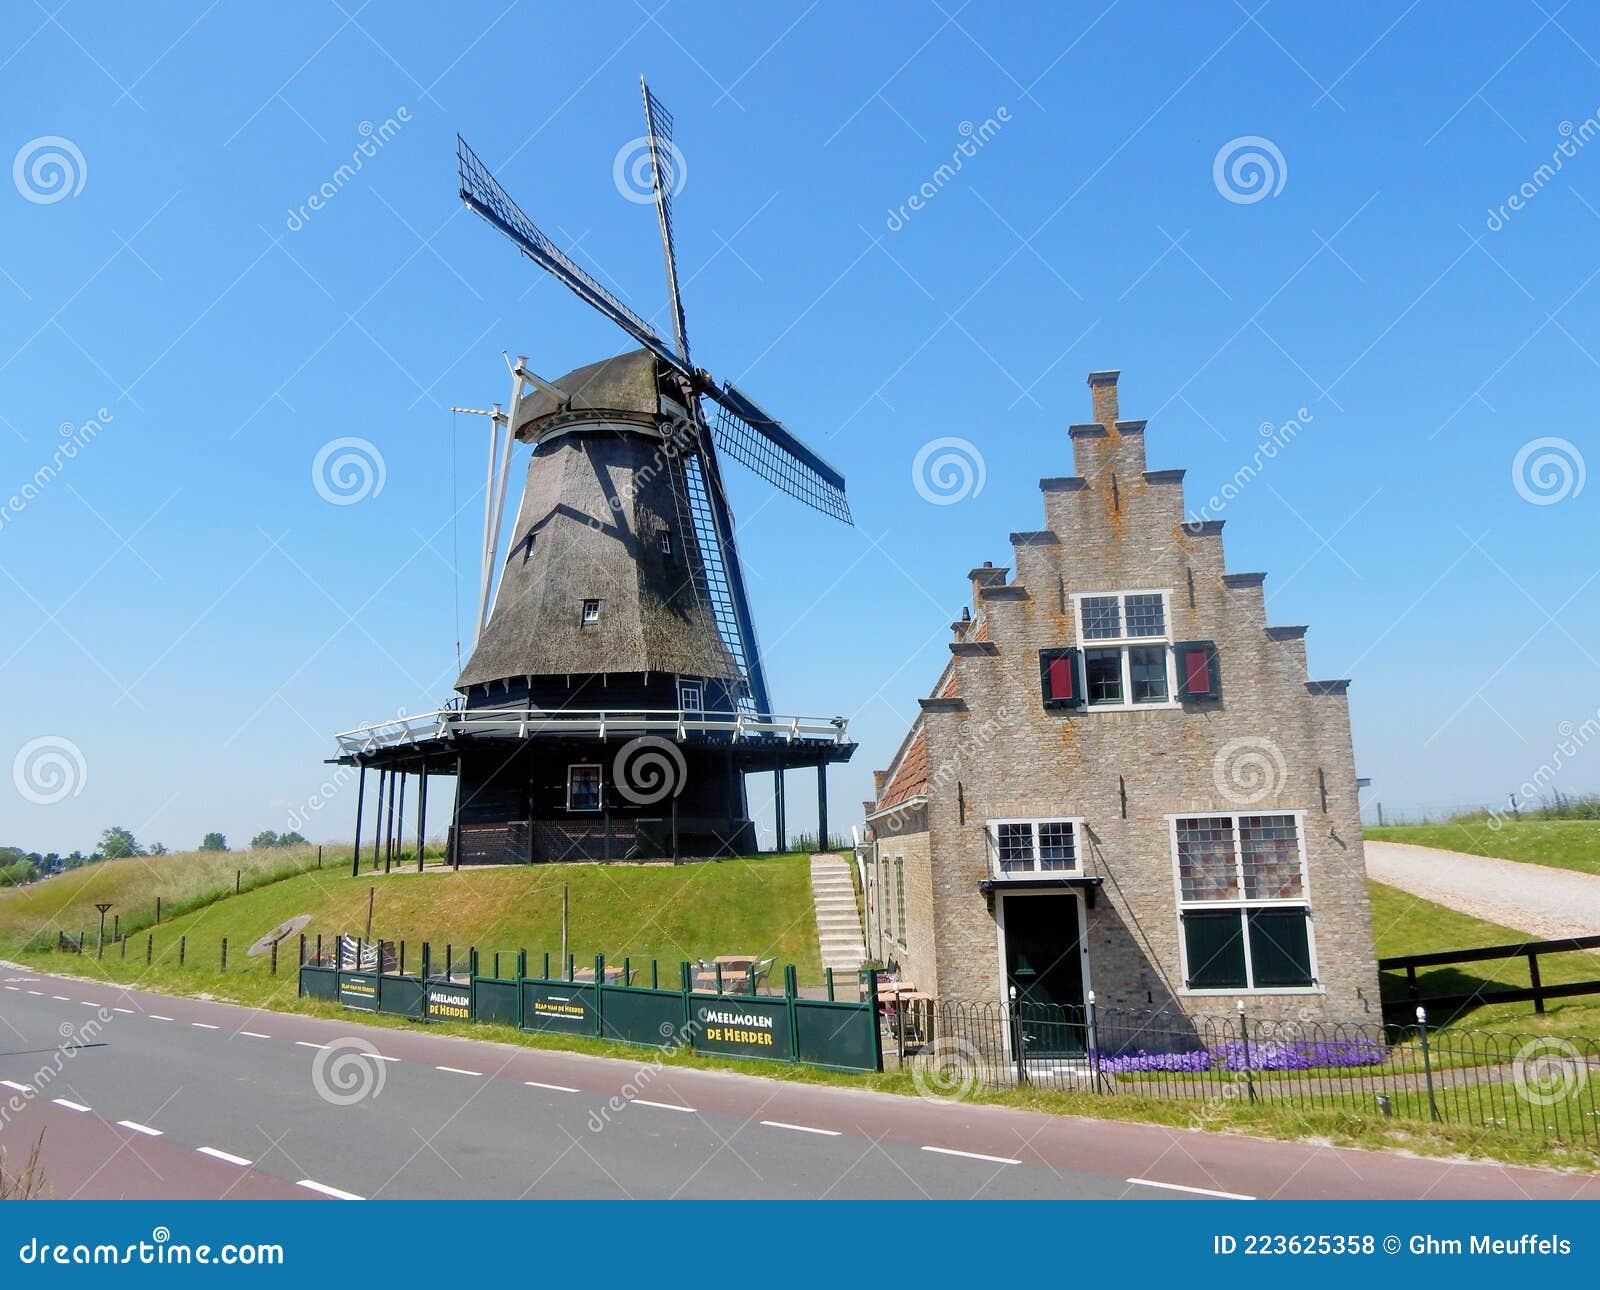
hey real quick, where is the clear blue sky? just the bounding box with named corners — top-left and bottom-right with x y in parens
top-left (3, 1), bottom-right (1598, 854)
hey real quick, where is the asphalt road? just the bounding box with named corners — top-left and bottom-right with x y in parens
top-left (2, 964), bottom-right (1592, 1201)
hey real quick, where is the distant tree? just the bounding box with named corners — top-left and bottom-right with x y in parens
top-left (147, 842), bottom-right (168, 856)
top-left (279, 831), bottom-right (309, 847)
top-left (99, 826), bottom-right (143, 859)
top-left (198, 832), bottom-right (228, 852)
top-left (65, 850), bottom-right (88, 869)
top-left (250, 829), bottom-right (280, 850)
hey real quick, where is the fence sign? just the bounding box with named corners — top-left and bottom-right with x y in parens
top-left (425, 983), bottom-right (473, 1023)
top-left (339, 972), bottom-right (378, 1011)
top-left (522, 982), bottom-right (596, 1034)
top-left (691, 997), bottom-right (793, 1061)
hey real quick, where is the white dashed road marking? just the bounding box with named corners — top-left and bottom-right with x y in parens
top-left (297, 1180), bottom-right (363, 1200)
top-left (524, 1081), bottom-right (579, 1093)
top-left (149, 1015), bottom-right (174, 1022)
top-left (295, 1041), bottom-right (327, 1050)
top-left (761, 1121), bottom-right (841, 1136)
top-left (113, 1008), bottom-right (134, 1014)
top-left (117, 1120), bottom-right (163, 1137)
top-left (238, 1031), bottom-right (270, 1039)
top-left (197, 1147), bottom-right (252, 1167)
top-left (51, 995), bottom-right (68, 1001)
top-left (1, 1080), bottom-right (33, 1093)
top-left (921, 1146), bottom-right (1021, 1165)
top-left (53, 1099), bottom-right (91, 1112)
top-left (633, 1099), bottom-right (695, 1113)
top-left (436, 1066), bottom-right (481, 1076)
top-left (191, 1022), bottom-right (220, 1030)
top-left (1127, 1178), bottom-right (1254, 1201)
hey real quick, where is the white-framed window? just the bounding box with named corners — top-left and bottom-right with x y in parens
top-left (1070, 589), bottom-right (1178, 711)
top-left (566, 764), bottom-right (602, 812)
top-left (580, 598), bottom-right (601, 625)
top-left (1168, 811), bottom-right (1317, 993)
top-left (678, 680), bottom-right (703, 712)
top-left (986, 817), bottom-right (1084, 876)
top-left (895, 858), bottom-right (906, 943)
top-left (658, 529), bottom-right (672, 555)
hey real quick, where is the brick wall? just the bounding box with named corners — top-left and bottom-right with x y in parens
top-left (870, 371), bottom-right (1381, 1025)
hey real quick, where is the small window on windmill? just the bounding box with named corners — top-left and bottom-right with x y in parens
top-left (581, 598), bottom-right (601, 625)
top-left (679, 680), bottom-right (703, 713)
top-left (658, 528), bottom-right (673, 556)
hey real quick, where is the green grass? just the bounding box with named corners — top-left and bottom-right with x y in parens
top-left (1367, 819), bottom-right (1600, 877)
top-left (0, 845), bottom-right (327, 952)
top-left (1369, 880), bottom-right (1600, 1035)
top-left (6, 853), bottom-right (825, 985)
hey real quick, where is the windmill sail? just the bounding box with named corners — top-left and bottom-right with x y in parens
top-left (705, 380), bottom-right (852, 524)
top-left (641, 78), bottom-right (691, 367)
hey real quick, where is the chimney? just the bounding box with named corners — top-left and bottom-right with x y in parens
top-left (1088, 370), bottom-right (1120, 425)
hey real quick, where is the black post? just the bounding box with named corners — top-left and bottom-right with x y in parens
top-left (1417, 1006), bottom-right (1440, 1121)
top-left (352, 765), bottom-right (367, 870)
top-left (372, 768), bottom-right (388, 874)
top-left (220, 937), bottom-right (228, 971)
top-left (1237, 1000), bottom-right (1257, 1103)
top-left (416, 761), bottom-right (428, 871)
top-left (271, 940), bottom-right (278, 976)
top-left (119, 936), bottom-right (126, 960)
top-left (817, 763), bottom-right (829, 852)
top-left (145, 934), bottom-right (152, 964)
top-left (773, 762), bottom-right (786, 854)
top-left (452, 753), bottom-right (463, 870)
top-left (1528, 951), bottom-right (1545, 1014)
top-left (235, 870), bottom-right (241, 895)
top-left (179, 936), bottom-right (186, 966)
top-left (113, 913), bottom-right (120, 941)
top-left (155, 896), bottom-right (161, 924)
top-left (395, 773), bottom-right (406, 867)
top-left (384, 770), bottom-right (398, 871)
top-left (317, 845), bottom-right (323, 869)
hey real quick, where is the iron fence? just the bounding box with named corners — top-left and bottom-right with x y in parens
top-left (897, 999), bottom-right (1600, 1151)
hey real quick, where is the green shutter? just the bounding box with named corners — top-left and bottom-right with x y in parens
top-left (1175, 640), bottom-right (1221, 701)
top-left (1039, 648), bottom-right (1083, 709)
top-left (1247, 909), bottom-right (1314, 986)
top-left (1182, 911), bottom-right (1247, 988)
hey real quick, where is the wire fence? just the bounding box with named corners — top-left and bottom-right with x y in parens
top-left (894, 1000), bottom-right (1600, 1151)
top-left (1364, 791), bottom-right (1600, 827)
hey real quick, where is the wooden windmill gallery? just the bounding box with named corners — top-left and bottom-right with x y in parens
top-left (331, 79), bottom-right (856, 867)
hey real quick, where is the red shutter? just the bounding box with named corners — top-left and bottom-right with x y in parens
top-left (1047, 654), bottom-right (1075, 701)
top-left (1182, 646), bottom-right (1211, 696)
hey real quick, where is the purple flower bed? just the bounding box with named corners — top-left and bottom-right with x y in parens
top-left (1097, 1036), bottom-right (1386, 1074)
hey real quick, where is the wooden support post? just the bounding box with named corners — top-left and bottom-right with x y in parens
top-left (816, 762), bottom-right (829, 852)
top-left (416, 761), bottom-right (428, 871)
top-left (155, 896), bottom-right (161, 924)
top-left (384, 770), bottom-right (399, 871)
top-left (373, 768), bottom-right (389, 874)
top-left (220, 937), bottom-right (228, 970)
top-left (179, 936), bottom-right (186, 966)
top-left (1529, 951), bottom-right (1545, 1014)
top-left (271, 940), bottom-right (278, 975)
top-left (773, 762), bottom-right (787, 854)
top-left (145, 934), bottom-right (152, 964)
top-left (395, 772), bottom-right (406, 866)
top-left (352, 765), bottom-right (367, 870)
top-left (452, 753), bottom-right (464, 870)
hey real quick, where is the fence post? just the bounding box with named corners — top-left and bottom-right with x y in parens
top-left (299, 933), bottom-right (306, 966)
top-left (825, 967), bottom-right (835, 1002)
top-left (1416, 1006), bottom-right (1440, 1121)
top-left (1007, 985), bottom-right (1024, 1085)
top-left (235, 870), bottom-right (241, 896)
top-left (156, 896), bottom-right (161, 924)
top-left (145, 934), bottom-right (152, 965)
top-left (120, 936), bottom-right (127, 961)
top-left (271, 940), bottom-right (278, 976)
top-left (317, 845), bottom-right (323, 869)
top-left (494, 952), bottom-right (500, 980)
top-left (220, 938), bottom-right (228, 971)
top-left (179, 936), bottom-right (186, 966)
top-left (1086, 989), bottom-right (1103, 1094)
top-left (1528, 952), bottom-right (1545, 1014)
top-left (1236, 999), bottom-right (1257, 1104)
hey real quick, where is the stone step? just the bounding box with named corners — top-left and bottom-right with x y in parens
top-left (809, 854), bottom-right (865, 978)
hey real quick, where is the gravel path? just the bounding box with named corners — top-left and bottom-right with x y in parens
top-left (1365, 840), bottom-right (1600, 939)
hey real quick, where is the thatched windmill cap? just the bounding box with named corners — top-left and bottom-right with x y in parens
top-left (512, 348), bottom-right (669, 442)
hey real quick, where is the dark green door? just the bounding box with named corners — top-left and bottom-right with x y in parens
top-left (1003, 895), bottom-right (1085, 1057)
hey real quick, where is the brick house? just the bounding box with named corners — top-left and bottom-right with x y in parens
top-left (863, 370), bottom-right (1380, 1027)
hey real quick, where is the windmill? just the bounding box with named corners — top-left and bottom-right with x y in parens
top-left (330, 79), bottom-right (856, 869)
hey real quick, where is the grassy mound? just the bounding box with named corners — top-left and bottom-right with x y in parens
top-left (0, 845), bottom-right (325, 952)
top-left (8, 853), bottom-right (824, 997)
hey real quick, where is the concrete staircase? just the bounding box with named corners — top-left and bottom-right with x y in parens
top-left (810, 853), bottom-right (865, 978)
